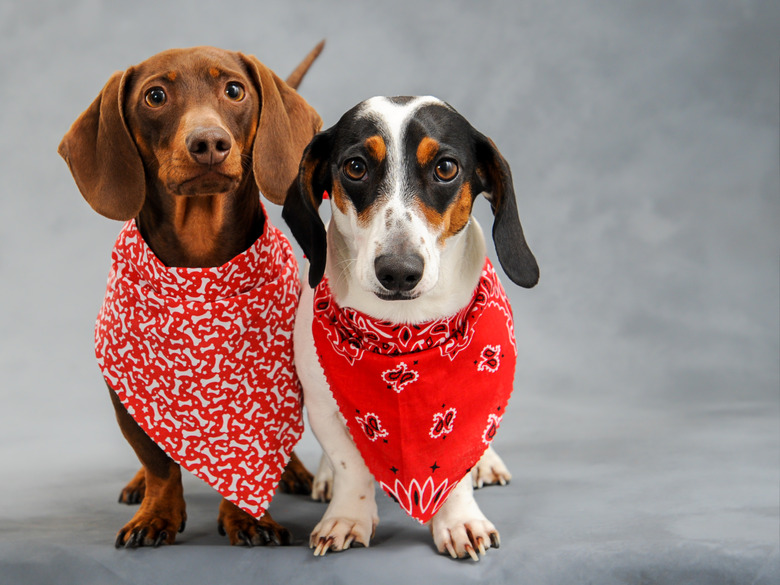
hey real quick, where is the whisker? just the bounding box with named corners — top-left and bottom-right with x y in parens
top-left (334, 258), bottom-right (356, 289)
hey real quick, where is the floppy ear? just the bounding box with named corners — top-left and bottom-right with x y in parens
top-left (282, 130), bottom-right (333, 288)
top-left (58, 70), bottom-right (145, 220)
top-left (240, 53), bottom-right (323, 205)
top-left (474, 133), bottom-right (539, 288)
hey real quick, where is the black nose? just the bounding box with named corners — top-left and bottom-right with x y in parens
top-left (374, 254), bottom-right (424, 293)
top-left (186, 127), bottom-right (232, 166)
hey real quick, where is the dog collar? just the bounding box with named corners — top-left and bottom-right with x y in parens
top-left (95, 213), bottom-right (302, 519)
top-left (312, 259), bottom-right (516, 523)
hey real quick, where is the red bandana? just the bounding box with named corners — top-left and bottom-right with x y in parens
top-left (312, 260), bottom-right (516, 524)
top-left (95, 214), bottom-right (303, 519)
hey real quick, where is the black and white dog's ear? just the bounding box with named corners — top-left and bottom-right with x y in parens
top-left (282, 129), bottom-right (333, 288)
top-left (474, 132), bottom-right (539, 288)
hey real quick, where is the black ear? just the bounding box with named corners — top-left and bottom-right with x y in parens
top-left (282, 129), bottom-right (333, 288)
top-left (474, 132), bottom-right (539, 288)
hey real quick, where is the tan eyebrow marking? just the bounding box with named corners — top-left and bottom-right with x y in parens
top-left (209, 67), bottom-right (221, 78)
top-left (416, 136), bottom-right (439, 166)
top-left (165, 71), bottom-right (177, 82)
top-left (365, 135), bottom-right (387, 162)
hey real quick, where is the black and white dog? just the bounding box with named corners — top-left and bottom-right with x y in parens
top-left (283, 96), bottom-right (538, 560)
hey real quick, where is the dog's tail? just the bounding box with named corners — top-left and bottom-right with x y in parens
top-left (286, 40), bottom-right (325, 90)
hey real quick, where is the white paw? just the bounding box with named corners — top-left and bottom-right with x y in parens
top-left (310, 512), bottom-right (377, 556)
top-left (472, 446), bottom-right (512, 489)
top-left (429, 515), bottom-right (500, 561)
top-left (311, 454), bottom-right (334, 502)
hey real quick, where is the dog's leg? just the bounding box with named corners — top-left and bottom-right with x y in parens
top-left (306, 406), bottom-right (378, 555)
top-left (311, 453), bottom-right (334, 502)
top-left (428, 475), bottom-right (500, 561)
top-left (471, 445), bottom-right (512, 489)
top-left (295, 288), bottom-right (378, 555)
top-left (278, 451), bottom-right (314, 495)
top-left (120, 450), bottom-right (313, 505)
top-left (109, 387), bottom-right (187, 548)
top-left (217, 499), bottom-right (292, 546)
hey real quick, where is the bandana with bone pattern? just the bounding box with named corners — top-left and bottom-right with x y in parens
top-left (95, 214), bottom-right (302, 519)
top-left (312, 259), bottom-right (516, 524)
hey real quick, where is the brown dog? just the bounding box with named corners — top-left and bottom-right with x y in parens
top-left (59, 44), bottom-right (323, 548)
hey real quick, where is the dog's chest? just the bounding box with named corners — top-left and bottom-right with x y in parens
top-left (96, 219), bottom-right (302, 517)
top-left (312, 259), bottom-right (517, 523)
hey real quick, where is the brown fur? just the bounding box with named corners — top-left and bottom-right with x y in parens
top-left (365, 135), bottom-right (387, 163)
top-left (59, 45), bottom-right (323, 548)
top-left (415, 183), bottom-right (474, 244)
top-left (416, 136), bottom-right (439, 166)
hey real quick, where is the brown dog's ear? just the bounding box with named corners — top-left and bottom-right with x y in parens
top-left (474, 132), bottom-right (539, 288)
top-left (240, 54), bottom-right (322, 205)
top-left (58, 70), bottom-right (145, 220)
top-left (282, 129), bottom-right (332, 288)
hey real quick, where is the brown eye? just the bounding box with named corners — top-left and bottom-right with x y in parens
top-left (343, 158), bottom-right (367, 181)
top-left (225, 82), bottom-right (245, 101)
top-left (434, 159), bottom-right (458, 182)
top-left (144, 87), bottom-right (167, 108)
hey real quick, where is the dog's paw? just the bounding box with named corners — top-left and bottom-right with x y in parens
top-left (217, 500), bottom-right (291, 546)
top-left (278, 451), bottom-right (314, 495)
top-left (429, 515), bottom-right (500, 561)
top-left (115, 506), bottom-right (187, 548)
top-left (118, 468), bottom-right (146, 505)
top-left (311, 455), bottom-right (334, 502)
top-left (309, 514), bottom-right (376, 556)
top-left (471, 447), bottom-right (512, 489)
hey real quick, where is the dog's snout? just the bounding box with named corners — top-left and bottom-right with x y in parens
top-left (186, 127), bottom-right (232, 166)
top-left (374, 254), bottom-right (424, 293)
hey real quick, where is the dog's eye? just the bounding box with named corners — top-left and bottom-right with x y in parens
top-left (144, 87), bottom-right (167, 108)
top-left (434, 159), bottom-right (459, 182)
top-left (343, 158), bottom-right (367, 181)
top-left (225, 82), bottom-right (246, 101)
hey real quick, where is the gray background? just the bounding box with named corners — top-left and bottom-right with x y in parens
top-left (1, 0), bottom-right (778, 583)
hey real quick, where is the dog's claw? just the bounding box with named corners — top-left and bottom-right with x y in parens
top-left (465, 544), bottom-right (479, 562)
top-left (313, 536), bottom-right (333, 556)
top-left (490, 532), bottom-right (500, 549)
top-left (153, 531), bottom-right (167, 548)
top-left (114, 530), bottom-right (126, 549)
top-left (125, 527), bottom-right (145, 549)
top-left (445, 542), bottom-right (458, 559)
top-left (178, 520), bottom-right (186, 533)
top-left (477, 538), bottom-right (487, 556)
top-left (237, 530), bottom-right (253, 548)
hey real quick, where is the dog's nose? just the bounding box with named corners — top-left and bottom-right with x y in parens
top-left (374, 254), bottom-right (424, 293)
top-left (186, 127), bottom-right (232, 166)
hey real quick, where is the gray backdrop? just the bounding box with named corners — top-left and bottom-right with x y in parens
top-left (1, 1), bottom-right (778, 584)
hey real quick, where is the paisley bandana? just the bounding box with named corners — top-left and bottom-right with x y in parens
top-left (95, 213), bottom-right (302, 519)
top-left (312, 259), bottom-right (516, 524)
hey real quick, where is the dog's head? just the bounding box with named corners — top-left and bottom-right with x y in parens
top-left (283, 96), bottom-right (538, 298)
top-left (59, 46), bottom-right (321, 220)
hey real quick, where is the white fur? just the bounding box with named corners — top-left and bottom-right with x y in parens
top-left (295, 97), bottom-right (511, 560)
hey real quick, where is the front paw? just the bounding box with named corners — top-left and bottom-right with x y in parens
top-left (115, 507), bottom-right (186, 548)
top-left (310, 514), bottom-right (377, 556)
top-left (218, 499), bottom-right (291, 546)
top-left (118, 468), bottom-right (146, 505)
top-left (471, 447), bottom-right (512, 489)
top-left (429, 515), bottom-right (500, 561)
top-left (311, 455), bottom-right (334, 502)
